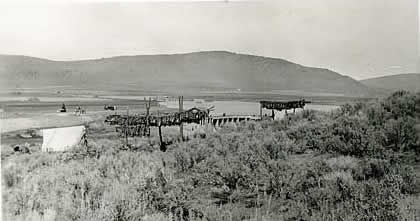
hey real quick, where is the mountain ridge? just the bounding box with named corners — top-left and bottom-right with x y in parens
top-left (360, 73), bottom-right (420, 92)
top-left (0, 51), bottom-right (372, 96)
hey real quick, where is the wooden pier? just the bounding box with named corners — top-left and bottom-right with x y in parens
top-left (104, 97), bottom-right (209, 151)
top-left (105, 107), bottom-right (209, 136)
top-left (259, 99), bottom-right (309, 119)
top-left (210, 115), bottom-right (261, 126)
top-left (104, 97), bottom-right (310, 150)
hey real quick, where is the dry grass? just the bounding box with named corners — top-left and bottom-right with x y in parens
top-left (325, 156), bottom-right (359, 171)
top-left (398, 195), bottom-right (420, 221)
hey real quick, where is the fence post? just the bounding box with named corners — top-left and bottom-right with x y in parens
top-left (158, 125), bottom-right (163, 150)
top-left (179, 96), bottom-right (184, 141)
top-left (126, 107), bottom-right (129, 146)
top-left (145, 97), bottom-right (151, 136)
top-left (157, 110), bottom-right (165, 151)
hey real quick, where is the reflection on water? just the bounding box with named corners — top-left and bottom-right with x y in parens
top-left (160, 100), bottom-right (339, 119)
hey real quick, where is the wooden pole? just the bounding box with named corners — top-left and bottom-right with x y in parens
top-left (145, 97), bottom-right (151, 136)
top-left (207, 109), bottom-right (210, 124)
top-left (125, 107), bottom-right (129, 146)
top-left (157, 111), bottom-right (165, 151)
top-left (158, 125), bottom-right (163, 149)
top-left (179, 96), bottom-right (184, 141)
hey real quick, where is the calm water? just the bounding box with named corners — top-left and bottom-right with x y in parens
top-left (160, 100), bottom-right (339, 119)
top-left (0, 96), bottom-right (111, 102)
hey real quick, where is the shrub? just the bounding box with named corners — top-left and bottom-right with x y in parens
top-left (352, 158), bottom-right (391, 181)
top-left (384, 116), bottom-right (418, 152)
top-left (322, 116), bottom-right (385, 157)
top-left (286, 120), bottom-right (330, 153)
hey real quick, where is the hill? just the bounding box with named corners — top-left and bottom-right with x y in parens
top-left (360, 73), bottom-right (420, 93)
top-left (0, 51), bottom-right (372, 96)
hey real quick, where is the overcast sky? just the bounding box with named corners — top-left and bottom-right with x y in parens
top-left (0, 0), bottom-right (418, 79)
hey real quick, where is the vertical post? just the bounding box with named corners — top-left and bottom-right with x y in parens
top-left (179, 96), bottom-right (184, 141)
top-left (125, 107), bottom-right (129, 146)
top-left (82, 126), bottom-right (88, 150)
top-left (271, 109), bottom-right (275, 120)
top-left (260, 102), bottom-right (262, 119)
top-left (144, 98), bottom-right (147, 136)
top-left (158, 125), bottom-right (163, 150)
top-left (145, 97), bottom-right (151, 136)
top-left (157, 111), bottom-right (165, 152)
top-left (207, 109), bottom-right (210, 124)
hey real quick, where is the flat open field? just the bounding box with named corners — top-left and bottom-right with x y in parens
top-left (0, 89), bottom-right (345, 155)
top-left (0, 89), bottom-right (354, 130)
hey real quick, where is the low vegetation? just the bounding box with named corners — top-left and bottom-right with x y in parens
top-left (2, 91), bottom-right (420, 221)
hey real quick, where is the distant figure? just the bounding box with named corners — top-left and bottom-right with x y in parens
top-left (58, 103), bottom-right (67, 112)
top-left (81, 129), bottom-right (88, 146)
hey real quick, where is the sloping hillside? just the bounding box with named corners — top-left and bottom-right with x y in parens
top-left (361, 73), bottom-right (420, 92)
top-left (0, 51), bottom-right (372, 96)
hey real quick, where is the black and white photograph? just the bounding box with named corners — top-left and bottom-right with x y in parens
top-left (1, 0), bottom-right (420, 220)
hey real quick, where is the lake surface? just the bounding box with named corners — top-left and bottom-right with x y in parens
top-left (160, 100), bottom-right (339, 119)
top-left (100, 95), bottom-right (157, 100)
top-left (0, 96), bottom-right (110, 102)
